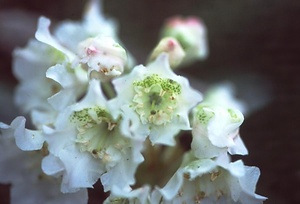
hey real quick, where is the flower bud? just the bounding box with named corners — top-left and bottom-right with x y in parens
top-left (148, 37), bottom-right (185, 69)
top-left (161, 16), bottom-right (208, 65)
top-left (77, 36), bottom-right (127, 81)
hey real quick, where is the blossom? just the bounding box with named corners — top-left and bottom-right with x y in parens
top-left (204, 83), bottom-right (247, 115)
top-left (53, 0), bottom-right (135, 70)
top-left (110, 53), bottom-right (202, 145)
top-left (0, 120), bottom-right (88, 204)
top-left (41, 80), bottom-right (144, 193)
top-left (154, 153), bottom-right (266, 204)
top-left (161, 16), bottom-right (208, 65)
top-left (53, 0), bottom-right (118, 53)
top-left (191, 103), bottom-right (248, 159)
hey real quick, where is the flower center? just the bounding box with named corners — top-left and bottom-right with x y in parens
top-left (70, 107), bottom-right (128, 164)
top-left (132, 74), bottom-right (181, 126)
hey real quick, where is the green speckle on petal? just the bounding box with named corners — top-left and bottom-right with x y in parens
top-left (228, 108), bottom-right (242, 123)
top-left (195, 104), bottom-right (215, 125)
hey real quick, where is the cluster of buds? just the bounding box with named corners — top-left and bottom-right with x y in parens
top-left (0, 0), bottom-right (266, 203)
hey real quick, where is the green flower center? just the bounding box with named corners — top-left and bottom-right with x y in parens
top-left (70, 107), bottom-right (127, 163)
top-left (132, 74), bottom-right (181, 126)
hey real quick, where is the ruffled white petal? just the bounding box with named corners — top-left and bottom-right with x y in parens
top-left (1, 116), bottom-right (44, 151)
top-left (35, 16), bottom-right (75, 61)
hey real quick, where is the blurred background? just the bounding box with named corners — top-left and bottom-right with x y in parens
top-left (0, 0), bottom-right (299, 203)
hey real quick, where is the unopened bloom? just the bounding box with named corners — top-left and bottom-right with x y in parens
top-left (77, 36), bottom-right (127, 81)
top-left (148, 37), bottom-right (185, 69)
top-left (110, 53), bottom-right (202, 145)
top-left (161, 16), bottom-right (208, 65)
top-left (191, 103), bottom-right (248, 159)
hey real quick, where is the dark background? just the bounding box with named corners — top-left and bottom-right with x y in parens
top-left (0, 0), bottom-right (300, 203)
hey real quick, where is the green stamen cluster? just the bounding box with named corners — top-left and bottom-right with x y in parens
top-left (70, 107), bottom-right (110, 125)
top-left (133, 74), bottom-right (181, 95)
top-left (132, 74), bottom-right (182, 126)
top-left (70, 107), bottom-right (123, 162)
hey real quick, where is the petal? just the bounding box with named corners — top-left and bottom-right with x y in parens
top-left (35, 16), bottom-right (75, 61)
top-left (2, 116), bottom-right (45, 151)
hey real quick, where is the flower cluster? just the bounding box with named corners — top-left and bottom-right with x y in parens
top-left (0, 0), bottom-right (266, 203)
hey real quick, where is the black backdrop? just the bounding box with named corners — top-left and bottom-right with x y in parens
top-left (0, 0), bottom-right (300, 203)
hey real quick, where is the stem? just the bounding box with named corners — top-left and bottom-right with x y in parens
top-left (101, 82), bottom-right (116, 99)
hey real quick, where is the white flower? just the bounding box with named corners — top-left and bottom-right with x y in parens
top-left (155, 153), bottom-right (266, 204)
top-left (148, 37), bottom-right (185, 69)
top-left (204, 83), bottom-right (247, 115)
top-left (77, 36), bottom-right (127, 81)
top-left (191, 103), bottom-right (248, 159)
top-left (161, 16), bottom-right (208, 65)
top-left (110, 53), bottom-right (202, 145)
top-left (53, 0), bottom-right (135, 70)
top-left (54, 0), bottom-right (118, 53)
top-left (42, 80), bottom-right (143, 193)
top-left (13, 16), bottom-right (89, 128)
top-left (0, 121), bottom-right (88, 204)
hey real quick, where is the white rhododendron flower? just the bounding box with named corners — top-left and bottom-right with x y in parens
top-left (0, 121), bottom-right (88, 204)
top-left (192, 103), bottom-right (248, 159)
top-left (42, 80), bottom-right (143, 193)
top-left (77, 36), bottom-right (127, 81)
top-left (0, 0), bottom-right (266, 203)
top-left (110, 53), bottom-right (202, 145)
top-left (161, 16), bottom-right (208, 65)
top-left (204, 83), bottom-right (247, 115)
top-left (154, 153), bottom-right (266, 204)
top-left (54, 0), bottom-right (118, 53)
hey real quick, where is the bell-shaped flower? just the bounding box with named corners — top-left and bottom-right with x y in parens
top-left (110, 53), bottom-right (202, 146)
top-left (148, 37), bottom-right (185, 69)
top-left (42, 80), bottom-right (143, 193)
top-left (161, 16), bottom-right (208, 65)
top-left (77, 36), bottom-right (127, 81)
top-left (154, 153), bottom-right (266, 203)
top-left (54, 0), bottom-right (118, 53)
top-left (54, 0), bottom-right (135, 70)
top-left (191, 103), bottom-right (248, 159)
top-left (0, 121), bottom-right (88, 204)
top-left (204, 83), bottom-right (247, 115)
